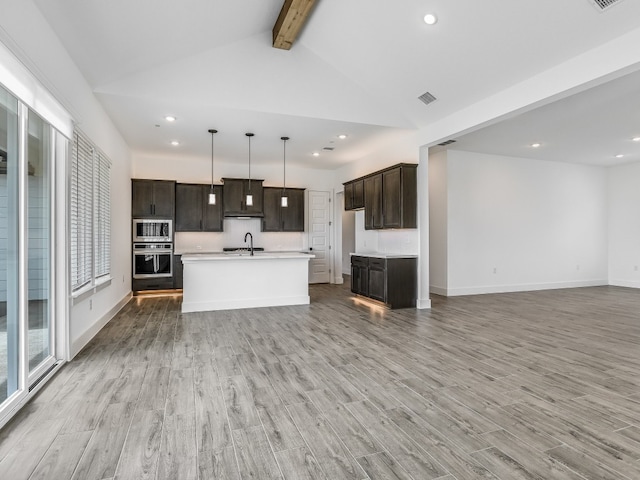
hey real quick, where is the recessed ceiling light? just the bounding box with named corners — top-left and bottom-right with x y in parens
top-left (171, 140), bottom-right (180, 146)
top-left (615, 154), bottom-right (624, 158)
top-left (312, 152), bottom-right (320, 157)
top-left (633, 136), bottom-right (640, 142)
top-left (530, 143), bottom-right (541, 148)
top-left (165, 115), bottom-right (176, 122)
top-left (423, 13), bottom-right (438, 25)
top-left (338, 134), bottom-right (347, 140)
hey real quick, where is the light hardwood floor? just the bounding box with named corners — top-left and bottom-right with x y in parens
top-left (0, 282), bottom-right (639, 479)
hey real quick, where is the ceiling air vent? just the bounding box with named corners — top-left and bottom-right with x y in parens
top-left (437, 139), bottom-right (456, 146)
top-left (589, 0), bottom-right (624, 11)
top-left (323, 147), bottom-right (334, 151)
top-left (418, 91), bottom-right (437, 106)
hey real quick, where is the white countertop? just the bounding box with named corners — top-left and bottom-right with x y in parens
top-left (182, 251), bottom-right (314, 262)
top-left (349, 252), bottom-right (418, 259)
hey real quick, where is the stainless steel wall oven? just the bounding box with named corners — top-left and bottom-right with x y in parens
top-left (133, 242), bottom-right (173, 278)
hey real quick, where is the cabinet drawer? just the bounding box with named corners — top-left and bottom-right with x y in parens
top-left (351, 256), bottom-right (369, 267)
top-left (369, 258), bottom-right (386, 269)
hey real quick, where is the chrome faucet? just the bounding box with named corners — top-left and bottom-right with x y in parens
top-left (244, 232), bottom-right (254, 256)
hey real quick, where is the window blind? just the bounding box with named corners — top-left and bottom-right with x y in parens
top-left (94, 151), bottom-right (111, 279)
top-left (70, 129), bottom-right (111, 293)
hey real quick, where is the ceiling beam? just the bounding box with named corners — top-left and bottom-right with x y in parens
top-left (272, 0), bottom-right (317, 50)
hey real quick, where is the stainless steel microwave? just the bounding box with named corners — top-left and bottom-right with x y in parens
top-left (132, 218), bottom-right (172, 242)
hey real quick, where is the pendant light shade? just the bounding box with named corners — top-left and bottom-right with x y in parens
top-left (246, 133), bottom-right (254, 207)
top-left (208, 129), bottom-right (218, 205)
top-left (281, 136), bottom-right (289, 207)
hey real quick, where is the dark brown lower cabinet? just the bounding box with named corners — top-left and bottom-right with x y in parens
top-left (350, 255), bottom-right (417, 309)
top-left (132, 277), bottom-right (174, 291)
top-left (173, 255), bottom-right (183, 289)
top-left (350, 256), bottom-right (369, 296)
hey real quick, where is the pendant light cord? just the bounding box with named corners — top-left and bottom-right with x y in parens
top-left (214, 130), bottom-right (216, 193)
top-left (247, 133), bottom-right (253, 193)
top-left (281, 136), bottom-right (289, 195)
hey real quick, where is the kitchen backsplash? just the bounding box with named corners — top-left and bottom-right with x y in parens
top-left (174, 218), bottom-right (306, 253)
top-left (354, 210), bottom-right (419, 255)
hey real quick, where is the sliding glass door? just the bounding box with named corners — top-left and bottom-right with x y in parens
top-left (27, 112), bottom-right (54, 377)
top-left (0, 83), bottom-right (62, 421)
top-left (0, 86), bottom-right (19, 404)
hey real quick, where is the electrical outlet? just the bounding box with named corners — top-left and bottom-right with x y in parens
top-left (196, 245), bottom-right (202, 250)
top-left (576, 264), bottom-right (580, 271)
top-left (89, 299), bottom-right (93, 310)
top-left (493, 267), bottom-right (497, 274)
top-left (635, 265), bottom-right (638, 271)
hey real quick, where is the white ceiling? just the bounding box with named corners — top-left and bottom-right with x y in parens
top-left (32, 0), bottom-right (640, 170)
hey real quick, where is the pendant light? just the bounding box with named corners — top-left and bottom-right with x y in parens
top-left (281, 136), bottom-right (289, 207)
top-left (246, 132), bottom-right (254, 207)
top-left (208, 129), bottom-right (218, 205)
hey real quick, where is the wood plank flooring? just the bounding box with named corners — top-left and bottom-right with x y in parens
top-left (1, 283), bottom-right (640, 479)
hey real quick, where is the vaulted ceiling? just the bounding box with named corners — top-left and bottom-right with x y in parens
top-left (32, 0), bottom-right (640, 169)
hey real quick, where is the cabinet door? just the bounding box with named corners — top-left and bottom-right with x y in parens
top-left (223, 179), bottom-right (263, 215)
top-left (350, 256), bottom-right (369, 296)
top-left (350, 263), bottom-right (359, 294)
top-left (364, 174), bottom-right (383, 230)
top-left (283, 189), bottom-right (304, 232)
top-left (368, 259), bottom-right (386, 302)
top-left (222, 179), bottom-right (245, 215)
top-left (353, 179), bottom-right (365, 209)
top-left (244, 181), bottom-right (263, 215)
top-left (382, 168), bottom-right (402, 228)
top-left (262, 187), bottom-right (282, 232)
top-left (173, 255), bottom-right (183, 289)
top-left (202, 185), bottom-right (223, 232)
top-left (132, 179), bottom-right (154, 217)
top-left (344, 182), bottom-right (354, 210)
top-left (152, 180), bottom-right (176, 218)
top-left (175, 184), bottom-right (203, 231)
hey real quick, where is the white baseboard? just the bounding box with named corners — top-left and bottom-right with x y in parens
top-left (443, 279), bottom-right (607, 297)
top-left (333, 276), bottom-right (345, 285)
top-left (609, 280), bottom-right (640, 289)
top-left (429, 286), bottom-right (447, 296)
top-left (182, 295), bottom-right (310, 313)
top-left (416, 298), bottom-right (432, 309)
top-left (70, 291), bottom-right (132, 359)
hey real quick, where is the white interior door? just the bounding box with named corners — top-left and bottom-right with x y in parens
top-left (308, 191), bottom-right (331, 284)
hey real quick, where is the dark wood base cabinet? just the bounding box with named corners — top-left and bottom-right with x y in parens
top-left (351, 255), bottom-right (417, 309)
top-left (132, 277), bottom-right (174, 291)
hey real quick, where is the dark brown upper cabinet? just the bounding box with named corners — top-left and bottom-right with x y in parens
top-left (344, 164), bottom-right (417, 229)
top-left (343, 178), bottom-right (364, 211)
top-left (262, 187), bottom-right (305, 232)
top-left (222, 178), bottom-right (264, 217)
top-left (132, 179), bottom-right (175, 218)
top-left (364, 174), bottom-right (383, 230)
top-left (175, 183), bottom-right (223, 232)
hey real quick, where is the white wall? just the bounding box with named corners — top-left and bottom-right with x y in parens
top-left (441, 150), bottom-right (608, 295)
top-left (341, 208), bottom-right (355, 275)
top-left (0, 1), bottom-right (132, 356)
top-left (608, 161), bottom-right (640, 287)
top-left (133, 153), bottom-right (336, 190)
top-left (428, 150), bottom-right (448, 295)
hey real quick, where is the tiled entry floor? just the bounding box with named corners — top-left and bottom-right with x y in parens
top-left (0, 284), bottom-right (639, 479)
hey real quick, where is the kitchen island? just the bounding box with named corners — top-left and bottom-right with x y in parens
top-left (181, 252), bottom-right (314, 313)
